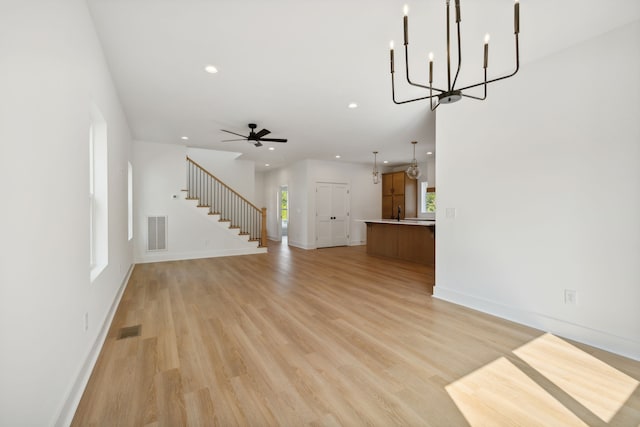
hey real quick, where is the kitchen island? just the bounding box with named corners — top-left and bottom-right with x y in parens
top-left (364, 219), bottom-right (435, 266)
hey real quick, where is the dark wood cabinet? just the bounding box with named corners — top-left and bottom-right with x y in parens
top-left (381, 172), bottom-right (417, 219)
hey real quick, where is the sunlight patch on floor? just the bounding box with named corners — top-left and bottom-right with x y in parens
top-left (513, 333), bottom-right (639, 423)
top-left (446, 357), bottom-right (588, 426)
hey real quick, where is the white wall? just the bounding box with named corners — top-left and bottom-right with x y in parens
top-left (254, 171), bottom-right (266, 209)
top-left (0, 1), bottom-right (134, 425)
top-left (134, 141), bottom-right (264, 262)
top-left (434, 21), bottom-right (640, 360)
top-left (262, 159), bottom-right (381, 248)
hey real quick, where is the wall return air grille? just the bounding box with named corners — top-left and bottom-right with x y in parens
top-left (147, 216), bottom-right (167, 251)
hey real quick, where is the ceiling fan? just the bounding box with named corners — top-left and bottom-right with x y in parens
top-left (221, 123), bottom-right (288, 147)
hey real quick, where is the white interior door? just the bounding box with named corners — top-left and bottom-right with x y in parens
top-left (316, 182), bottom-right (350, 248)
top-left (316, 183), bottom-right (333, 248)
top-left (330, 184), bottom-right (348, 246)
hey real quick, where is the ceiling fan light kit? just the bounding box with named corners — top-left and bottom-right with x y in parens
top-left (390, 0), bottom-right (520, 110)
top-left (221, 123), bottom-right (288, 147)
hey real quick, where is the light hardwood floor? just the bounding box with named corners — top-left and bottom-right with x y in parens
top-left (73, 241), bottom-right (640, 426)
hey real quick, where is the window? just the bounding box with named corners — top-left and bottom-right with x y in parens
top-left (89, 125), bottom-right (95, 267)
top-left (280, 188), bottom-right (288, 222)
top-left (90, 104), bottom-right (108, 281)
top-left (128, 162), bottom-right (133, 240)
top-left (420, 181), bottom-right (436, 213)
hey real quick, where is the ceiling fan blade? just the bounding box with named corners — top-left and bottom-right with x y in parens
top-left (255, 128), bottom-right (271, 139)
top-left (221, 129), bottom-right (248, 138)
top-left (259, 138), bottom-right (287, 143)
top-left (221, 139), bottom-right (246, 142)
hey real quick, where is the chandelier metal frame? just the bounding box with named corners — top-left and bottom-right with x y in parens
top-left (390, 0), bottom-right (520, 111)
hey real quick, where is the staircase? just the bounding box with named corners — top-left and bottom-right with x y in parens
top-left (185, 157), bottom-right (267, 248)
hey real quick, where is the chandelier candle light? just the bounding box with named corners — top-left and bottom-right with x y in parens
top-left (390, 0), bottom-right (520, 110)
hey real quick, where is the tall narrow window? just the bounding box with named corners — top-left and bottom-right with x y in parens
top-left (90, 104), bottom-right (108, 281)
top-left (128, 162), bottom-right (133, 240)
top-left (89, 125), bottom-right (96, 267)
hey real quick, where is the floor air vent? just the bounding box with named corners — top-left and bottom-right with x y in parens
top-left (117, 324), bottom-right (142, 340)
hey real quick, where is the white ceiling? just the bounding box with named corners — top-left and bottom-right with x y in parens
top-left (87, 0), bottom-right (640, 171)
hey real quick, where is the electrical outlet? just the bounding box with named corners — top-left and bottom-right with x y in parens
top-left (84, 312), bottom-right (89, 331)
top-left (564, 289), bottom-right (577, 305)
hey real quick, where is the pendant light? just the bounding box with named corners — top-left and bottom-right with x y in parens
top-left (372, 151), bottom-right (380, 184)
top-left (406, 141), bottom-right (421, 179)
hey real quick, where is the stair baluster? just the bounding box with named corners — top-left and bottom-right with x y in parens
top-left (186, 157), bottom-right (266, 247)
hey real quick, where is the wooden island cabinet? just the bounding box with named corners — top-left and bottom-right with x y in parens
top-left (365, 220), bottom-right (435, 266)
top-left (381, 172), bottom-right (416, 220)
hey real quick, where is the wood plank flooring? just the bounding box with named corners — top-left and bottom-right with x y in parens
top-left (73, 241), bottom-right (640, 426)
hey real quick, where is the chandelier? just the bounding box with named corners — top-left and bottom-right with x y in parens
top-left (406, 141), bottom-right (421, 180)
top-left (389, 0), bottom-right (520, 110)
top-left (372, 151), bottom-right (380, 184)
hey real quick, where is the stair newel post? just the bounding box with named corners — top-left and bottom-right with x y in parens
top-left (261, 207), bottom-right (267, 248)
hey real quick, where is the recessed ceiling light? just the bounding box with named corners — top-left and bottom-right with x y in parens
top-left (335, 155), bottom-right (341, 159)
top-left (427, 151), bottom-right (433, 155)
top-left (383, 160), bottom-right (389, 164)
top-left (265, 163), bottom-right (270, 167)
top-left (205, 65), bottom-right (218, 74)
top-left (181, 136), bottom-right (189, 140)
top-left (268, 147), bottom-right (275, 151)
top-left (348, 102), bottom-right (358, 109)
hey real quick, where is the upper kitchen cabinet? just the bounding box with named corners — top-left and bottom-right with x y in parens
top-left (381, 171), bottom-right (417, 220)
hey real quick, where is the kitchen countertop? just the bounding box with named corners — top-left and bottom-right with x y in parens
top-left (361, 219), bottom-right (436, 227)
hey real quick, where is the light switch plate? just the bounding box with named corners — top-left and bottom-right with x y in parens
top-left (446, 207), bottom-right (456, 218)
top-left (564, 289), bottom-right (577, 305)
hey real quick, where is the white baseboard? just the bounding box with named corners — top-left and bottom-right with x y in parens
top-left (134, 247), bottom-right (267, 264)
top-left (55, 264), bottom-right (134, 427)
top-left (287, 240), bottom-right (315, 250)
top-left (433, 286), bottom-right (640, 361)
